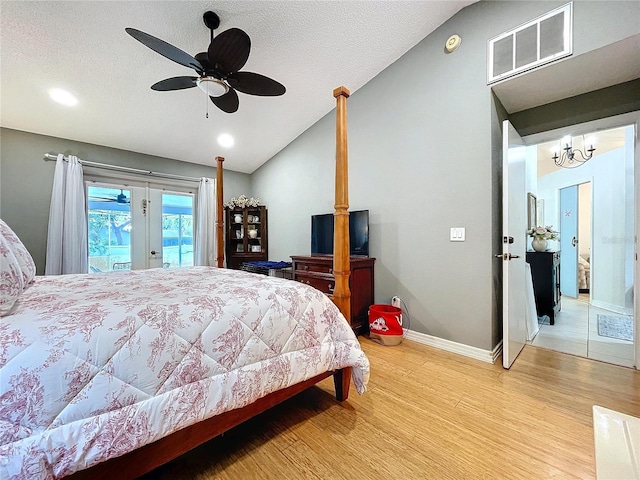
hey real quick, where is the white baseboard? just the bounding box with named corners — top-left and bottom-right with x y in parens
top-left (403, 329), bottom-right (503, 364)
top-left (590, 299), bottom-right (633, 316)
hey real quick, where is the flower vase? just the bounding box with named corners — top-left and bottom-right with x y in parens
top-left (531, 238), bottom-right (548, 252)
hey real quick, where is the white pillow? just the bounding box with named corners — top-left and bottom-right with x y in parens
top-left (0, 219), bottom-right (36, 286)
top-left (0, 234), bottom-right (25, 316)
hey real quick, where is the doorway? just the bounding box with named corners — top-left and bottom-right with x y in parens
top-left (525, 123), bottom-right (636, 368)
top-left (86, 179), bottom-right (195, 272)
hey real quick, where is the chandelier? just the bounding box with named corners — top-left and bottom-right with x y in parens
top-left (552, 135), bottom-right (596, 168)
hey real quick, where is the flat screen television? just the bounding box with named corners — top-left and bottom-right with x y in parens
top-left (311, 210), bottom-right (369, 257)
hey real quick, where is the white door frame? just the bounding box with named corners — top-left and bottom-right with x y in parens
top-left (523, 110), bottom-right (640, 369)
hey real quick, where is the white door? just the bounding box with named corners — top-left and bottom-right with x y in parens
top-left (502, 120), bottom-right (529, 369)
top-left (559, 184), bottom-right (579, 298)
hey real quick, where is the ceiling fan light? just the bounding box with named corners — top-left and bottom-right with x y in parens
top-left (196, 77), bottom-right (229, 97)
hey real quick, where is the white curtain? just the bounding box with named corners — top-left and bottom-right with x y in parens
top-left (45, 154), bottom-right (88, 275)
top-left (195, 177), bottom-right (216, 266)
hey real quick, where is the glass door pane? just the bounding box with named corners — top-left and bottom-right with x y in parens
top-left (161, 193), bottom-right (194, 268)
top-left (87, 186), bottom-right (132, 272)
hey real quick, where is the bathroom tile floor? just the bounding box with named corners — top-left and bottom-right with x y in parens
top-left (530, 294), bottom-right (635, 367)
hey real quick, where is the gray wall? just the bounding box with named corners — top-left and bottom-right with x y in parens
top-left (0, 127), bottom-right (251, 274)
top-left (252, 0), bottom-right (640, 351)
top-left (511, 79), bottom-right (640, 137)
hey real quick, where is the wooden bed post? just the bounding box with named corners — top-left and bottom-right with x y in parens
top-left (332, 86), bottom-right (351, 323)
top-left (216, 156), bottom-right (225, 268)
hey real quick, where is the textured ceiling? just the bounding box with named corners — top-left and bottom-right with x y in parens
top-left (0, 1), bottom-right (475, 174)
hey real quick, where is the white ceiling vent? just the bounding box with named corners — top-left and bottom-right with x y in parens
top-left (488, 3), bottom-right (572, 85)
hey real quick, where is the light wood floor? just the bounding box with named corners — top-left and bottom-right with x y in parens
top-left (142, 338), bottom-right (640, 480)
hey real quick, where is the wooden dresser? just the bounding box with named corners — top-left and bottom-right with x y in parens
top-left (290, 255), bottom-right (375, 335)
top-left (526, 251), bottom-right (561, 325)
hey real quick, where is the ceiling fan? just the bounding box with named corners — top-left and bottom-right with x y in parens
top-left (91, 190), bottom-right (130, 204)
top-left (125, 11), bottom-right (286, 114)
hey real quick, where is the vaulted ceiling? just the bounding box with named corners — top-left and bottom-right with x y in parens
top-left (1, 1), bottom-right (476, 173)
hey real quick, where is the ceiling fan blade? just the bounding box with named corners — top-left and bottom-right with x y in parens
top-left (208, 28), bottom-right (251, 74)
top-left (125, 28), bottom-right (203, 72)
top-left (210, 88), bottom-right (239, 114)
top-left (227, 72), bottom-right (286, 96)
top-left (195, 52), bottom-right (213, 72)
top-left (151, 76), bottom-right (198, 91)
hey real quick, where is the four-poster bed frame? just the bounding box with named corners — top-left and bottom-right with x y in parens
top-left (67, 86), bottom-right (354, 479)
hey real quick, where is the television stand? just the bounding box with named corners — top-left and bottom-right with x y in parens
top-left (290, 255), bottom-right (375, 335)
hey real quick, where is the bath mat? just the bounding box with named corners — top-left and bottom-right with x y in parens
top-left (597, 314), bottom-right (634, 342)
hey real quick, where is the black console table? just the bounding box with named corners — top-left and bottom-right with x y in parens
top-left (526, 251), bottom-right (561, 325)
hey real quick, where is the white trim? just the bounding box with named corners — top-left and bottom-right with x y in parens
top-left (634, 119), bottom-right (640, 369)
top-left (590, 299), bottom-right (634, 317)
top-left (84, 169), bottom-right (197, 192)
top-left (403, 329), bottom-right (503, 364)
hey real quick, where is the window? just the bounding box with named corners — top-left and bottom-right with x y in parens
top-left (161, 193), bottom-right (194, 268)
top-left (88, 185), bottom-right (132, 272)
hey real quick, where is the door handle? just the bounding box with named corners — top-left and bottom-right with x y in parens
top-left (571, 236), bottom-right (578, 247)
top-left (495, 253), bottom-right (520, 260)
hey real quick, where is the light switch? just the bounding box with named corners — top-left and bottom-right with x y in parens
top-left (450, 227), bottom-right (466, 242)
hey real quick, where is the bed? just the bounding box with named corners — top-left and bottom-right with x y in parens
top-left (0, 87), bottom-right (366, 479)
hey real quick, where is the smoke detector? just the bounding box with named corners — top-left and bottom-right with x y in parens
top-left (445, 34), bottom-right (461, 53)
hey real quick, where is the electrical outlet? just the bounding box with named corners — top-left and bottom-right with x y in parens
top-left (391, 296), bottom-right (401, 308)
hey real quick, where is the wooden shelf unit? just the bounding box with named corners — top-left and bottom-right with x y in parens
top-left (225, 207), bottom-right (268, 270)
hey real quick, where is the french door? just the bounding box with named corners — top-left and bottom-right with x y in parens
top-left (86, 179), bottom-right (195, 272)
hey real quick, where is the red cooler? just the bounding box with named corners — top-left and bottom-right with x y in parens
top-left (368, 304), bottom-right (403, 346)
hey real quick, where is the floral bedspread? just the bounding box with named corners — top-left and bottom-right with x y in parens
top-left (0, 267), bottom-right (369, 479)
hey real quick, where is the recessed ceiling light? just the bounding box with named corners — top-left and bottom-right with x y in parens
top-left (217, 133), bottom-right (234, 148)
top-left (49, 88), bottom-right (78, 107)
